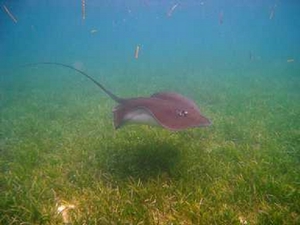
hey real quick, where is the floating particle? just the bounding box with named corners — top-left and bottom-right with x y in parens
top-left (269, 4), bottom-right (277, 20)
top-left (90, 29), bottom-right (98, 34)
top-left (3, 5), bottom-right (17, 23)
top-left (82, 0), bottom-right (86, 20)
top-left (134, 45), bottom-right (140, 59)
top-left (219, 10), bottom-right (224, 24)
top-left (167, 3), bottom-right (179, 17)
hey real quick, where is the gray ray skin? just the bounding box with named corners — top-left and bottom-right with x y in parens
top-left (25, 62), bottom-right (211, 131)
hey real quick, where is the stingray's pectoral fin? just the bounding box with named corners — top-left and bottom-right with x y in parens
top-left (113, 105), bottom-right (159, 129)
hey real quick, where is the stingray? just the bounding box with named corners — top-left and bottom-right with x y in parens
top-left (25, 62), bottom-right (211, 131)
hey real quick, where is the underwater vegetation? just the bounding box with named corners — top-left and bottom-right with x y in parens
top-left (1, 63), bottom-right (299, 224)
top-left (1, 0), bottom-right (300, 224)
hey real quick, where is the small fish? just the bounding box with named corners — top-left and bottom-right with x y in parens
top-left (3, 5), bottom-right (17, 23)
top-left (287, 59), bottom-right (294, 63)
top-left (24, 62), bottom-right (211, 131)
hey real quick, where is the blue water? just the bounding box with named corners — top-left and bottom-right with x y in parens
top-left (1, 0), bottom-right (299, 69)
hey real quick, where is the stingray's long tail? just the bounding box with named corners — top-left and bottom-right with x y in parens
top-left (22, 62), bottom-right (123, 103)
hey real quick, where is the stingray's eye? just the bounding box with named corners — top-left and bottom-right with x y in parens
top-left (176, 109), bottom-right (188, 117)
